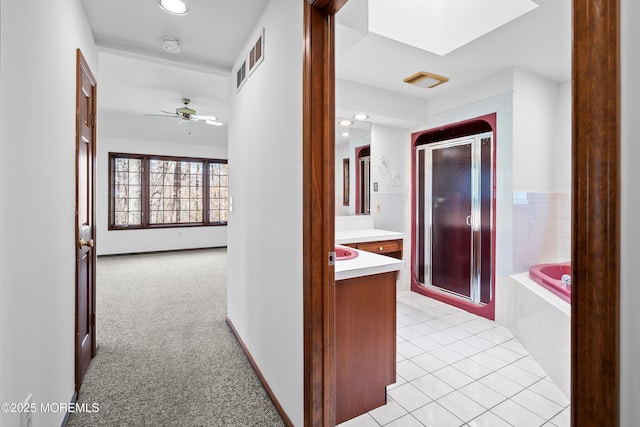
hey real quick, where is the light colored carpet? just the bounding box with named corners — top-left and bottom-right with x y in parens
top-left (66, 248), bottom-right (285, 427)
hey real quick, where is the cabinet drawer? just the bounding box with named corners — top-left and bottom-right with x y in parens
top-left (357, 240), bottom-right (400, 254)
top-left (343, 239), bottom-right (403, 259)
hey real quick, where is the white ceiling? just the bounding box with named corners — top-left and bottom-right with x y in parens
top-left (336, 0), bottom-right (570, 100)
top-left (80, 0), bottom-right (570, 143)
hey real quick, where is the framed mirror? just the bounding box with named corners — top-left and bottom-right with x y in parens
top-left (335, 118), bottom-right (371, 215)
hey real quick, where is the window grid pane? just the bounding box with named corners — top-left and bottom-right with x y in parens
top-left (209, 162), bottom-right (228, 223)
top-left (113, 158), bottom-right (142, 226)
top-left (110, 154), bottom-right (227, 229)
top-left (149, 159), bottom-right (203, 225)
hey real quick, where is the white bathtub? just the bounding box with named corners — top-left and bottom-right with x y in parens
top-left (496, 273), bottom-right (571, 398)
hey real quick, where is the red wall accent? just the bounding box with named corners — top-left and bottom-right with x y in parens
top-left (410, 113), bottom-right (497, 320)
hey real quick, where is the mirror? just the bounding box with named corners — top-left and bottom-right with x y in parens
top-left (335, 118), bottom-right (371, 215)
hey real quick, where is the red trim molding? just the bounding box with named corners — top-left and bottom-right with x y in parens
top-left (410, 114), bottom-right (497, 320)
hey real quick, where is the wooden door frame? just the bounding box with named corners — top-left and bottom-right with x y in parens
top-left (302, 0), bottom-right (620, 426)
top-left (571, 0), bottom-right (619, 425)
top-left (75, 49), bottom-right (97, 392)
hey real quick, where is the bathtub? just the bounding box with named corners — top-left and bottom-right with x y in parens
top-left (496, 273), bottom-right (571, 397)
top-left (528, 262), bottom-right (571, 303)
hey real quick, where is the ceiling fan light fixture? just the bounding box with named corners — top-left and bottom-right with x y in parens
top-left (161, 37), bottom-right (182, 54)
top-left (158, 0), bottom-right (188, 15)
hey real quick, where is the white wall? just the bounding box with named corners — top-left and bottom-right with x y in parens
top-left (423, 68), bottom-right (514, 119)
top-left (336, 79), bottom-right (425, 128)
top-left (225, 0), bottom-right (303, 424)
top-left (512, 68), bottom-right (570, 193)
top-left (551, 81), bottom-right (572, 193)
top-left (96, 132), bottom-right (228, 255)
top-left (370, 124), bottom-right (411, 290)
top-left (0, 1), bottom-right (97, 426)
top-left (620, 0), bottom-right (640, 422)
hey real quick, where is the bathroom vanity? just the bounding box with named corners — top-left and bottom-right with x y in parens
top-left (336, 228), bottom-right (405, 260)
top-left (334, 248), bottom-right (403, 423)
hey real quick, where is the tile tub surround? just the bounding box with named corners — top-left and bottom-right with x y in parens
top-left (512, 192), bottom-right (570, 274)
top-left (338, 291), bottom-right (570, 427)
top-left (497, 273), bottom-right (571, 398)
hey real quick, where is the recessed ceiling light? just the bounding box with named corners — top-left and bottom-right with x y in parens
top-left (353, 113), bottom-right (369, 121)
top-left (158, 0), bottom-right (189, 15)
top-left (339, 119), bottom-right (353, 127)
top-left (342, 132), bottom-right (350, 137)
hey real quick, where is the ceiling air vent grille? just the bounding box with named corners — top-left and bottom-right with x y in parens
top-left (404, 71), bottom-right (449, 89)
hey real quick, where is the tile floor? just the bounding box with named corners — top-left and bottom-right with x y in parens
top-left (338, 291), bottom-right (570, 427)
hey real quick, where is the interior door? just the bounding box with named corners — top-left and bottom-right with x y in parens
top-left (75, 49), bottom-right (97, 392)
top-left (430, 140), bottom-right (474, 298)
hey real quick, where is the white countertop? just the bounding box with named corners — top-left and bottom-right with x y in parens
top-left (335, 248), bottom-right (404, 281)
top-left (335, 228), bottom-right (405, 245)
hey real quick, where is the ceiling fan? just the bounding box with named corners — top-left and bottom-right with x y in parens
top-left (146, 98), bottom-right (223, 132)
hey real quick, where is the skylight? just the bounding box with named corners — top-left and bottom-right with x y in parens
top-left (368, 0), bottom-right (538, 56)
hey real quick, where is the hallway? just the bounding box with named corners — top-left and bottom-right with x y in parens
top-left (67, 249), bottom-right (284, 426)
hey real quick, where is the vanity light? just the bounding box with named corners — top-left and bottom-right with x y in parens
top-left (353, 113), bottom-right (369, 121)
top-left (158, 0), bottom-right (189, 15)
top-left (339, 119), bottom-right (353, 127)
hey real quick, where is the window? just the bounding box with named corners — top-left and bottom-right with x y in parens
top-left (109, 153), bottom-right (228, 229)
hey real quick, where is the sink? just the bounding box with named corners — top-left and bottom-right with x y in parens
top-left (335, 245), bottom-right (358, 261)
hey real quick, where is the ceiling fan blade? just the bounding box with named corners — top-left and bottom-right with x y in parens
top-left (192, 114), bottom-right (217, 121)
top-left (144, 114), bottom-right (179, 118)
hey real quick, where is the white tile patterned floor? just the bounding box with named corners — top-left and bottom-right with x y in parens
top-left (338, 291), bottom-right (570, 427)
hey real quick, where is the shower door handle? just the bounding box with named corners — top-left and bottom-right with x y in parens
top-left (466, 215), bottom-right (473, 227)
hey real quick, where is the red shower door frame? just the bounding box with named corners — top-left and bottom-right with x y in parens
top-left (410, 113), bottom-right (497, 320)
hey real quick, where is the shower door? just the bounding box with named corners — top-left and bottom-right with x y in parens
top-left (416, 132), bottom-right (492, 304)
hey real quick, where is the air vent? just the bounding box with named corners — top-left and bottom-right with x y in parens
top-left (236, 28), bottom-right (265, 93)
top-left (404, 71), bottom-right (449, 89)
top-left (249, 33), bottom-right (263, 71)
top-left (248, 28), bottom-right (265, 75)
top-left (236, 60), bottom-right (247, 90)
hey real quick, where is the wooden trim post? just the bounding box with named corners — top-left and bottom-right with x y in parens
top-left (572, 0), bottom-right (620, 425)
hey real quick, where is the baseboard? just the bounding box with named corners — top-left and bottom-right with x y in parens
top-left (60, 391), bottom-right (78, 427)
top-left (97, 246), bottom-right (227, 257)
top-left (226, 317), bottom-right (294, 427)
